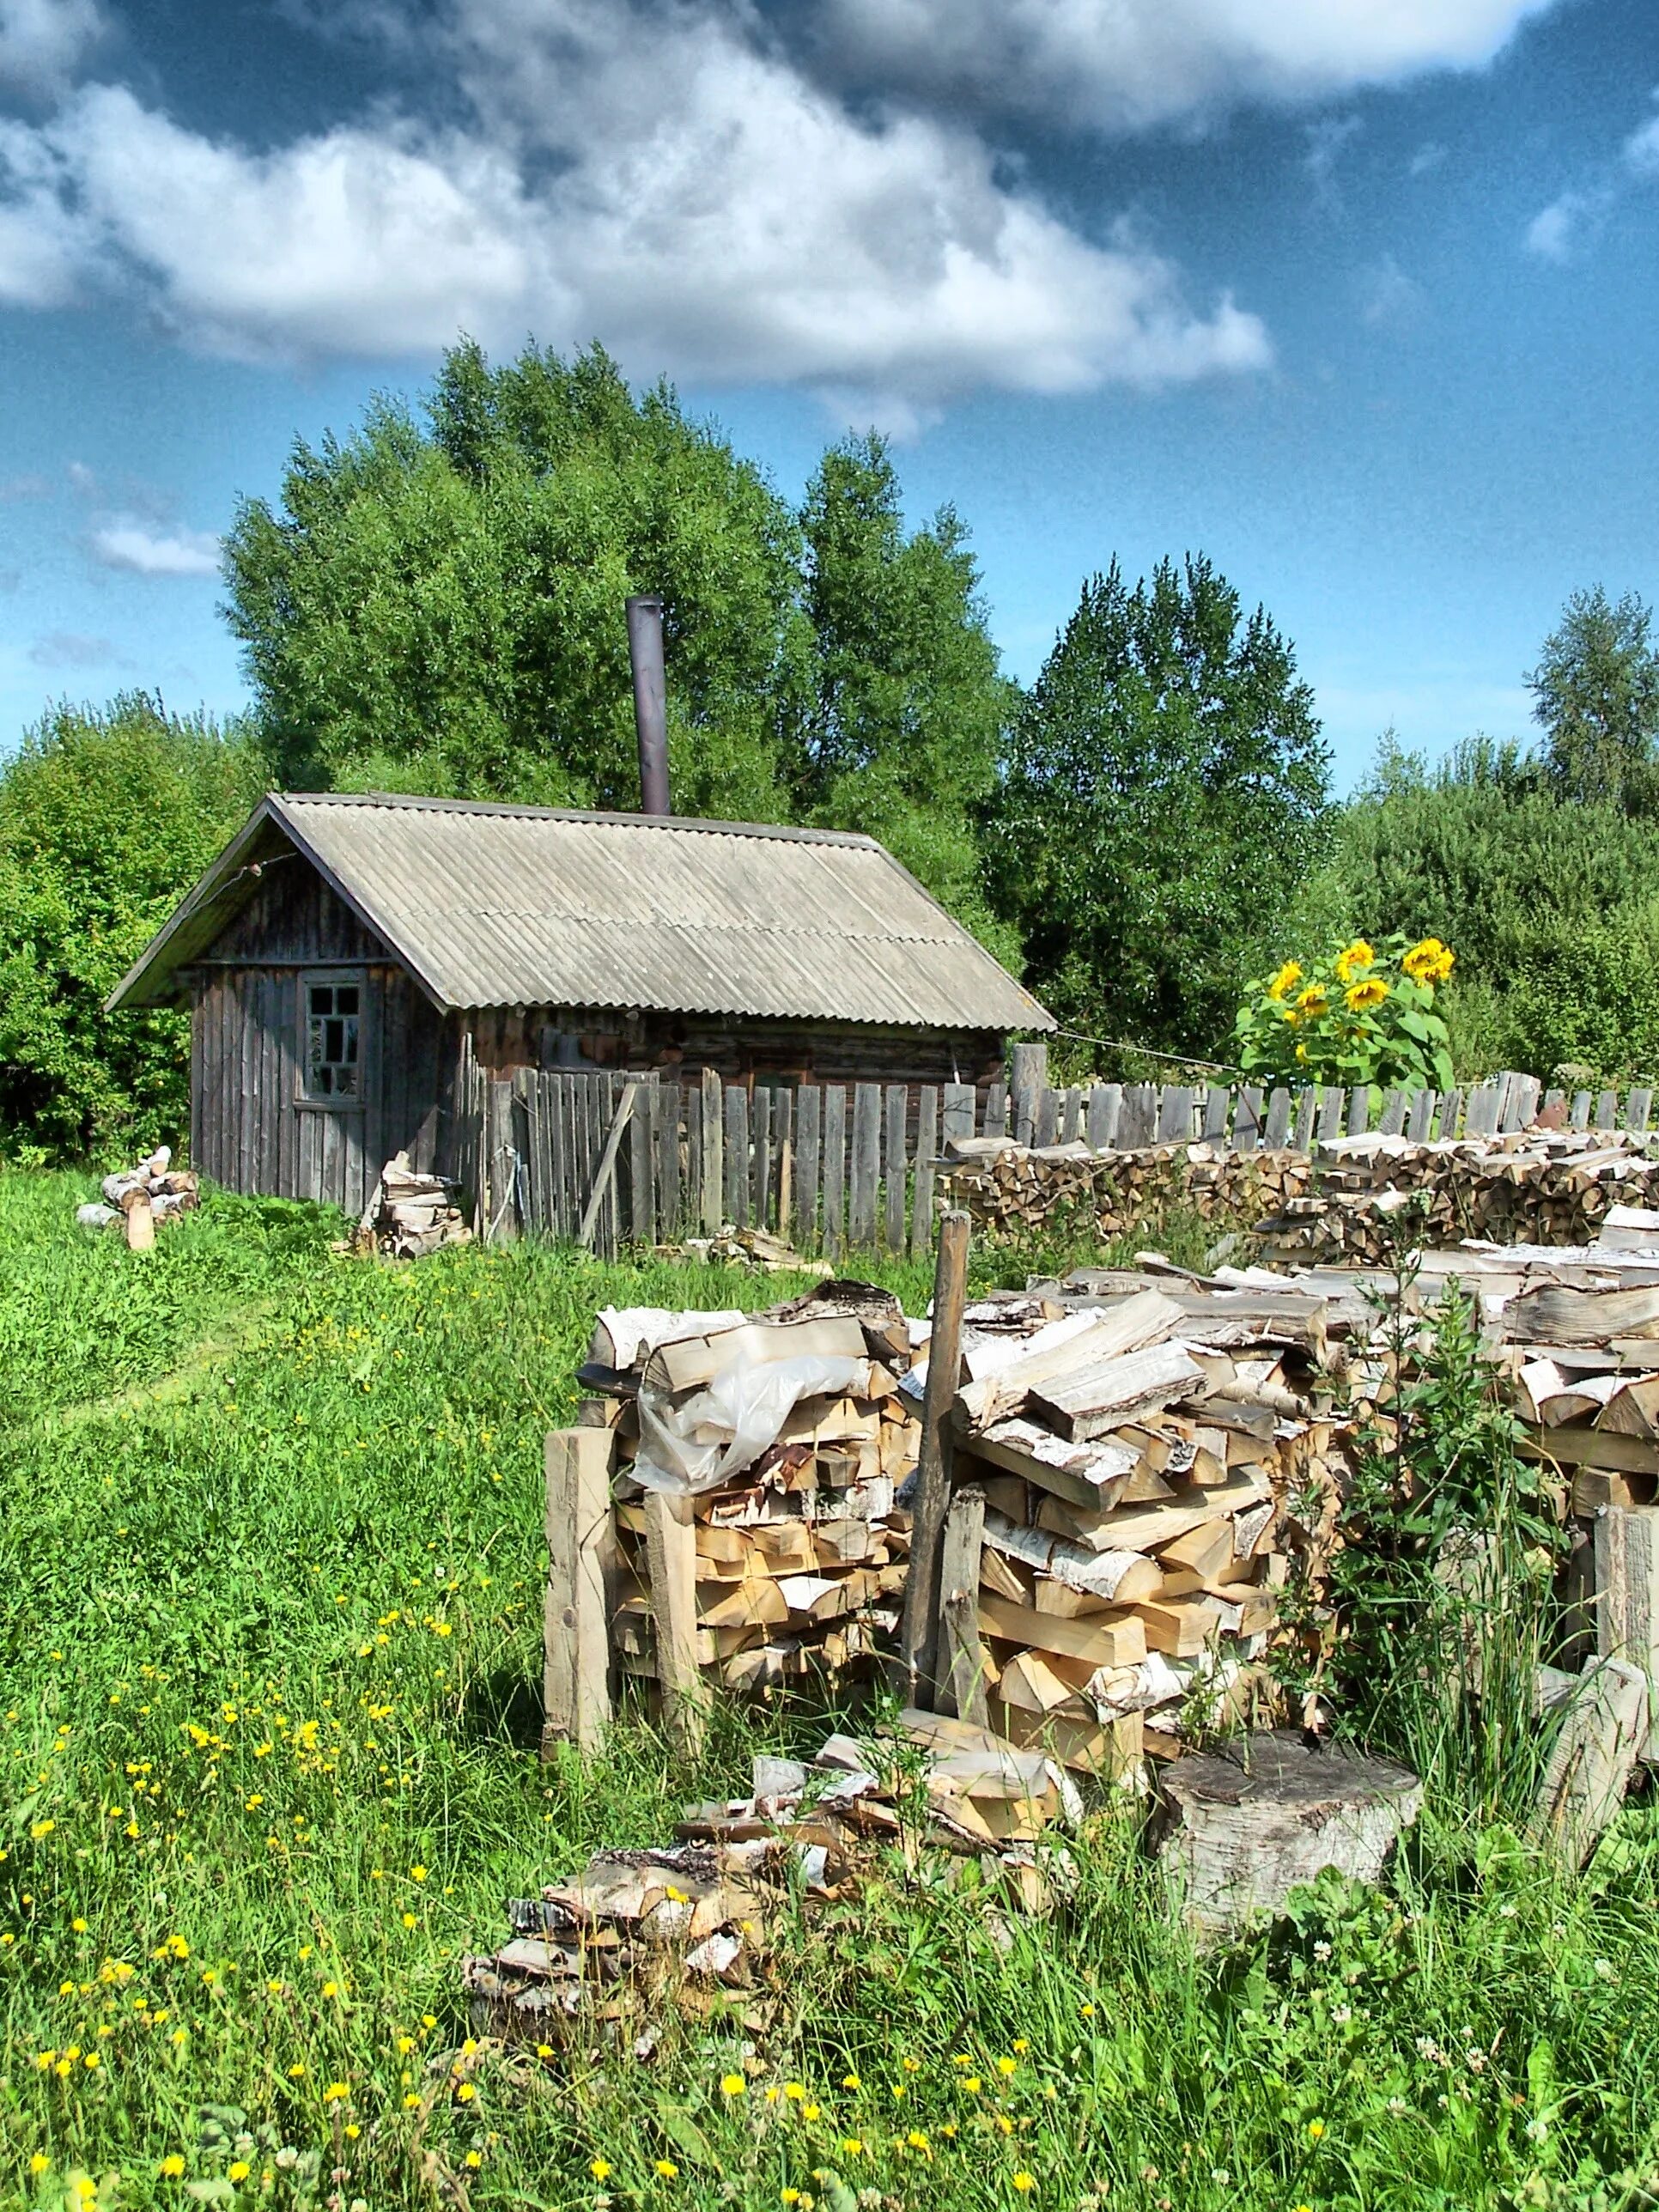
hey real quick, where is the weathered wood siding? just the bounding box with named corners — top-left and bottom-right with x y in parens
top-left (188, 872), bottom-right (460, 1212)
top-left (468, 1003), bottom-right (1006, 1088)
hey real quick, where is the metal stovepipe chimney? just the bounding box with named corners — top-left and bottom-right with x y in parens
top-left (626, 594), bottom-right (671, 816)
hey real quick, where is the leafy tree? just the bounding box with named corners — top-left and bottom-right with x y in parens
top-left (981, 557), bottom-right (1329, 1062)
top-left (793, 435), bottom-right (1018, 956)
top-left (1291, 735), bottom-right (1659, 1082)
top-left (224, 339), bottom-right (811, 822)
top-left (1528, 586), bottom-right (1659, 804)
top-left (0, 695), bottom-right (265, 1156)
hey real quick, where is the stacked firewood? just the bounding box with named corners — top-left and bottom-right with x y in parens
top-left (76, 1147), bottom-right (200, 1249)
top-left (352, 1156), bottom-right (472, 1258)
top-left (940, 1139), bottom-right (1304, 1243)
top-left (940, 1128), bottom-right (1659, 1266)
top-left (582, 1285), bottom-right (921, 1695)
top-left (946, 1276), bottom-right (1359, 1771)
top-left (1257, 1131), bottom-right (1659, 1267)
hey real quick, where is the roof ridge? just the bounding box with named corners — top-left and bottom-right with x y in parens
top-left (276, 792), bottom-right (883, 849)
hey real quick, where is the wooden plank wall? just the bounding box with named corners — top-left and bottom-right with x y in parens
top-left (474, 1060), bottom-right (1659, 1256)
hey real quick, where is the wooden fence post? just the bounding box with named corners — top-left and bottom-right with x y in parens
top-left (850, 1083), bottom-right (881, 1246)
top-left (910, 1085), bottom-right (939, 1260)
top-left (937, 1482), bottom-right (988, 1726)
top-left (896, 1208), bottom-right (970, 1707)
top-left (1010, 1042), bottom-right (1047, 1145)
top-left (543, 1428), bottom-right (615, 1755)
top-left (643, 1487), bottom-right (704, 1762)
top-left (884, 1085), bottom-right (908, 1252)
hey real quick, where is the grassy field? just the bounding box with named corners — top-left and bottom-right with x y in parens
top-left (5, 1173), bottom-right (1659, 2210)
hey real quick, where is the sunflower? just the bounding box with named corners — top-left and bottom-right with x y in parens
top-left (1267, 960), bottom-right (1303, 1002)
top-left (1295, 985), bottom-right (1329, 1018)
top-left (1346, 977), bottom-right (1389, 1012)
top-left (1334, 939), bottom-right (1375, 984)
top-left (1403, 937), bottom-right (1455, 985)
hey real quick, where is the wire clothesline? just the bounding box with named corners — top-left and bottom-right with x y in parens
top-left (1046, 1027), bottom-right (1246, 1079)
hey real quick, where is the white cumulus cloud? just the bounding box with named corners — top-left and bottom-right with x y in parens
top-left (0, 7), bottom-right (1273, 418)
top-left (0, 0), bottom-right (101, 99)
top-left (798, 0), bottom-right (1562, 133)
top-left (88, 514), bottom-right (221, 576)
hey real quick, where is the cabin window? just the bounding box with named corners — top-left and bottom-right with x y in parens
top-left (304, 979), bottom-right (362, 1102)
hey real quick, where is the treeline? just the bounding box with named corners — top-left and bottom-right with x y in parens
top-left (4, 339), bottom-right (1657, 1158)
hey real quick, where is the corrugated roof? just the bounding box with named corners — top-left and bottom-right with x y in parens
top-left (109, 793), bottom-right (1053, 1034)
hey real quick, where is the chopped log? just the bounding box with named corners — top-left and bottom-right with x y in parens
top-left (978, 1590), bottom-right (1146, 1667)
top-left (1528, 1657), bottom-right (1647, 1866)
top-left (643, 1488), bottom-right (705, 1760)
top-left (938, 1484), bottom-right (989, 1726)
top-left (1153, 1730), bottom-right (1423, 1934)
top-left (120, 1186), bottom-right (155, 1251)
top-left (1593, 1505), bottom-right (1659, 1758)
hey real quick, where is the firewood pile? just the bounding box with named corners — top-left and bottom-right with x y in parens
top-left (939, 1136), bottom-right (1304, 1244)
top-left (1256, 1129), bottom-right (1659, 1268)
top-left (939, 1127), bottom-right (1659, 1268)
top-left (580, 1283), bottom-right (923, 1698)
top-left (350, 1156), bottom-right (472, 1258)
top-left (944, 1274), bottom-right (1365, 1771)
top-left (76, 1147), bottom-right (200, 1249)
top-left (464, 1717), bottom-right (1078, 2040)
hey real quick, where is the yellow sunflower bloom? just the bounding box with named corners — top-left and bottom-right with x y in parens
top-left (1267, 960), bottom-right (1303, 1002)
top-left (1334, 939), bottom-right (1375, 983)
top-left (1346, 977), bottom-right (1389, 1013)
top-left (1294, 986), bottom-right (1329, 1018)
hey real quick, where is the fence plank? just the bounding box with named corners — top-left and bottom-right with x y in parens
top-left (796, 1085), bottom-right (822, 1249)
top-left (1316, 1086), bottom-right (1344, 1144)
top-left (724, 1085), bottom-right (749, 1228)
top-left (1406, 1088), bottom-right (1435, 1143)
top-left (911, 1085), bottom-right (939, 1260)
top-left (1570, 1089), bottom-right (1591, 1132)
top-left (1596, 1088), bottom-right (1619, 1131)
top-left (850, 1083), bottom-right (881, 1246)
top-left (774, 1088), bottom-right (793, 1239)
top-left (1630, 1088), bottom-right (1653, 1133)
top-left (1087, 1083), bottom-right (1122, 1150)
top-left (1121, 1084), bottom-right (1156, 1147)
top-left (1437, 1087), bottom-right (1462, 1142)
top-left (700, 1068), bottom-right (722, 1234)
top-left (1376, 1088), bottom-right (1406, 1138)
top-left (1291, 1087), bottom-right (1318, 1152)
top-left (1033, 1086), bottom-right (1060, 1147)
top-left (654, 1079), bottom-right (679, 1237)
top-left (1058, 1086), bottom-right (1081, 1144)
top-left (629, 1073), bottom-right (655, 1244)
top-left (942, 1082), bottom-right (977, 1145)
top-left (1347, 1086), bottom-right (1370, 1136)
top-left (884, 1085), bottom-right (908, 1252)
top-left (750, 1085), bottom-right (773, 1231)
top-left (1157, 1085), bottom-right (1193, 1144)
top-left (822, 1085), bottom-right (847, 1260)
top-left (1010, 1042), bottom-right (1046, 1145)
top-left (983, 1082), bottom-right (1008, 1138)
top-left (1543, 1087), bottom-right (1565, 1127)
top-left (1233, 1085), bottom-right (1262, 1152)
top-left (1264, 1087), bottom-right (1292, 1148)
top-left (1202, 1085), bottom-right (1231, 1141)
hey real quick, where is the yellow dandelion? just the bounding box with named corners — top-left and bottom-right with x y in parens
top-left (228, 2162), bottom-right (251, 2184)
top-left (720, 2073), bottom-right (746, 2096)
top-left (454, 2082), bottom-right (476, 2103)
top-left (996, 2114), bottom-right (1014, 2136)
top-left (71, 1917), bottom-right (88, 1933)
top-left (997, 2056), bottom-right (1018, 2076)
top-left (1080, 2003), bottom-right (1096, 2018)
top-left (591, 2160), bottom-right (612, 2181)
top-left (1345, 977), bottom-right (1389, 1013)
top-left (323, 2081), bottom-right (349, 2103)
top-left (902, 2055), bottom-right (921, 2072)
top-left (1309, 2118), bottom-right (1326, 2139)
top-left (964, 2076), bottom-right (982, 2094)
top-left (907, 2131), bottom-right (930, 2152)
top-left (781, 2194), bottom-right (800, 2208)
top-left (654, 2159), bottom-right (678, 2179)
top-left (784, 2081), bottom-right (806, 2101)
top-left (29, 2154), bottom-right (50, 2174)
top-left (320, 1980), bottom-right (338, 1999)
top-left (158, 2156), bottom-right (185, 2179)
top-left (1012, 2174), bottom-right (1036, 2195)
top-left (842, 2139), bottom-right (865, 2156)
top-left (403, 2093), bottom-right (422, 2110)
top-left (842, 2073), bottom-right (860, 2089)
top-left (1267, 960), bottom-right (1303, 1002)
top-left (402, 1912), bottom-right (417, 1929)
top-left (463, 2151), bottom-right (481, 2169)
top-left (803, 2103), bottom-right (821, 2122)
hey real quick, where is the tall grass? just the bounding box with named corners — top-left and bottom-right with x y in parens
top-left (3, 1176), bottom-right (1659, 2208)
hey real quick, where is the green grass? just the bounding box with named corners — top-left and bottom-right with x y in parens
top-left (4, 1170), bottom-right (1659, 2209)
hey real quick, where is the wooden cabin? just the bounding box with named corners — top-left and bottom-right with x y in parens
top-left (108, 792), bottom-right (1053, 1215)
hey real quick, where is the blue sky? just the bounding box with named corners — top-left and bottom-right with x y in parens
top-left (1, 0), bottom-right (1656, 788)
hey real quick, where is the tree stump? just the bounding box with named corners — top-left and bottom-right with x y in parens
top-left (1153, 1730), bottom-right (1423, 1934)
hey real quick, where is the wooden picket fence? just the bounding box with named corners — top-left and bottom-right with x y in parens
top-left (465, 1059), bottom-right (1659, 1259)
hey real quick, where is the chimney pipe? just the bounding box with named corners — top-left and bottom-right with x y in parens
top-left (626, 594), bottom-right (671, 816)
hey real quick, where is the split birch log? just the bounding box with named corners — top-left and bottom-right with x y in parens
top-left (121, 1186), bottom-right (155, 1252)
top-left (1153, 1730), bottom-right (1422, 1935)
top-left (1592, 1504), bottom-right (1659, 1759)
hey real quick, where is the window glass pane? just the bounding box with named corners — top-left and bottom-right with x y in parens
top-left (336, 987), bottom-right (359, 1016)
top-left (306, 979), bottom-right (365, 1102)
